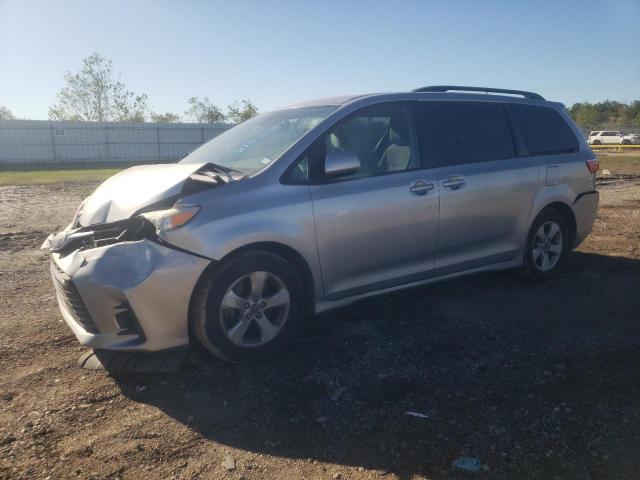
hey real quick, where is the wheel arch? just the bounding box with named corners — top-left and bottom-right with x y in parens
top-left (531, 201), bottom-right (577, 249)
top-left (188, 241), bottom-right (317, 336)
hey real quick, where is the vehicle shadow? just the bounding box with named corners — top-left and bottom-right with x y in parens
top-left (111, 251), bottom-right (640, 479)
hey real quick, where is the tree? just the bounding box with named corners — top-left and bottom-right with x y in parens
top-left (184, 97), bottom-right (226, 123)
top-left (621, 100), bottom-right (640, 128)
top-left (0, 106), bottom-right (15, 120)
top-left (568, 100), bottom-right (640, 129)
top-left (49, 53), bottom-right (149, 122)
top-left (227, 99), bottom-right (258, 123)
top-left (150, 111), bottom-right (181, 123)
top-left (568, 103), bottom-right (606, 126)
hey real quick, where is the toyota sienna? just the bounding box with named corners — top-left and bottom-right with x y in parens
top-left (43, 86), bottom-right (600, 362)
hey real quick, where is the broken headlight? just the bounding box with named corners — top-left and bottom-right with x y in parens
top-left (140, 205), bottom-right (200, 234)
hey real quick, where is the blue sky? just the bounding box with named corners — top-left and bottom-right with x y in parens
top-left (1, 0), bottom-right (639, 120)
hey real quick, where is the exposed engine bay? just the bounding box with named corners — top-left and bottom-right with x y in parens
top-left (42, 163), bottom-right (242, 257)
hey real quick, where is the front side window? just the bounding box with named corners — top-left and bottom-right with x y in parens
top-left (180, 106), bottom-right (337, 175)
top-left (416, 101), bottom-right (516, 167)
top-left (319, 103), bottom-right (419, 181)
top-left (288, 155), bottom-right (309, 182)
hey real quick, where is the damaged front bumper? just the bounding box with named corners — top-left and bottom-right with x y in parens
top-left (45, 222), bottom-right (210, 352)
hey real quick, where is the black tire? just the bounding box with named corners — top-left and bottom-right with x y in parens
top-left (522, 208), bottom-right (569, 282)
top-left (622, 140), bottom-right (631, 145)
top-left (191, 251), bottom-right (305, 362)
top-left (592, 140), bottom-right (601, 145)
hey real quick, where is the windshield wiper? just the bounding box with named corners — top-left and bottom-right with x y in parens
top-left (204, 162), bottom-right (247, 180)
top-left (183, 163), bottom-right (247, 196)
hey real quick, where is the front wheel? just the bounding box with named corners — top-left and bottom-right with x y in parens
top-left (622, 140), bottom-right (631, 145)
top-left (522, 209), bottom-right (569, 281)
top-left (592, 140), bottom-right (601, 145)
top-left (191, 251), bottom-right (305, 362)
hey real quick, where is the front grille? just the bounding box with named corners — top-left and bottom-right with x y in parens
top-left (50, 261), bottom-right (98, 334)
top-left (51, 216), bottom-right (156, 258)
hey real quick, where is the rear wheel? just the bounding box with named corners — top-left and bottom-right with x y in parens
top-left (191, 251), bottom-right (304, 362)
top-left (523, 209), bottom-right (569, 281)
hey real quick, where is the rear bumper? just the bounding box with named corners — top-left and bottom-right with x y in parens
top-left (573, 191), bottom-right (599, 248)
top-left (50, 239), bottom-right (210, 351)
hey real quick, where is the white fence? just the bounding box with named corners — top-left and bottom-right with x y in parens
top-left (0, 120), bottom-right (232, 165)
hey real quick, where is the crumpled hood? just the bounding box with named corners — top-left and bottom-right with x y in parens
top-left (78, 162), bottom-right (209, 226)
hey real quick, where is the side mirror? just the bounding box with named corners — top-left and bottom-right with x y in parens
top-left (324, 151), bottom-right (361, 178)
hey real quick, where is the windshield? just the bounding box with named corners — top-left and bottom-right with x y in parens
top-left (180, 105), bottom-right (338, 174)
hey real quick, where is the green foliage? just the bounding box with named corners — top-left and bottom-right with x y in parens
top-left (184, 97), bottom-right (227, 123)
top-left (150, 111), bottom-right (181, 123)
top-left (49, 53), bottom-right (149, 122)
top-left (184, 97), bottom-right (259, 124)
top-left (47, 53), bottom-right (261, 125)
top-left (0, 106), bottom-right (15, 120)
top-left (568, 100), bottom-right (640, 129)
top-left (227, 99), bottom-right (258, 123)
top-left (0, 168), bottom-right (122, 186)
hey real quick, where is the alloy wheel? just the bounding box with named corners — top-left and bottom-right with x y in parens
top-left (219, 271), bottom-right (290, 347)
top-left (532, 221), bottom-right (563, 272)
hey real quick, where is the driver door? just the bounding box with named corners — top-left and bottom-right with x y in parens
top-left (307, 102), bottom-right (439, 300)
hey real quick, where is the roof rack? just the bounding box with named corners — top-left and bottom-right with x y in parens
top-left (412, 85), bottom-right (545, 100)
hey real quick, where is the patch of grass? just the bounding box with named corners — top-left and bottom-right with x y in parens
top-left (0, 168), bottom-right (122, 186)
top-left (596, 154), bottom-right (640, 175)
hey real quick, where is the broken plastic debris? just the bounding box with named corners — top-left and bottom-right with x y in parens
top-left (405, 411), bottom-right (429, 419)
top-left (222, 454), bottom-right (236, 471)
top-left (452, 457), bottom-right (482, 473)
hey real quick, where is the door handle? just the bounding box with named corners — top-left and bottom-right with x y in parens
top-left (442, 175), bottom-right (465, 190)
top-left (409, 179), bottom-right (435, 195)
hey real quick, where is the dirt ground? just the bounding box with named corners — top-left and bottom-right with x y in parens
top-left (1, 177), bottom-right (639, 480)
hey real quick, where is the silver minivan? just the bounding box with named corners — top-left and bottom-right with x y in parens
top-left (44, 86), bottom-right (600, 362)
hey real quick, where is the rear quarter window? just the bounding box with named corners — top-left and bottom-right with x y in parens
top-left (416, 101), bottom-right (516, 167)
top-left (512, 104), bottom-right (578, 155)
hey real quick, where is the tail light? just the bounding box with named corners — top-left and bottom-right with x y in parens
top-left (586, 158), bottom-right (599, 173)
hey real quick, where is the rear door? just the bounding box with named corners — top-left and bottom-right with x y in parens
top-left (602, 131), bottom-right (619, 144)
top-left (416, 101), bottom-right (538, 270)
top-left (307, 102), bottom-right (440, 300)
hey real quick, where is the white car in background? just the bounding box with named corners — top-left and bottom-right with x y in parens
top-left (622, 132), bottom-right (640, 145)
top-left (588, 130), bottom-right (640, 145)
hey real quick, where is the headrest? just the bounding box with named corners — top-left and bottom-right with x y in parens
top-left (328, 132), bottom-right (341, 150)
top-left (388, 115), bottom-right (410, 146)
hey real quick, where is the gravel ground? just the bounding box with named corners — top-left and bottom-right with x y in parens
top-left (1, 178), bottom-right (639, 480)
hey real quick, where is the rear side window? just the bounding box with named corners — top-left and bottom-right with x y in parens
top-left (416, 102), bottom-right (516, 167)
top-left (512, 104), bottom-right (578, 155)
